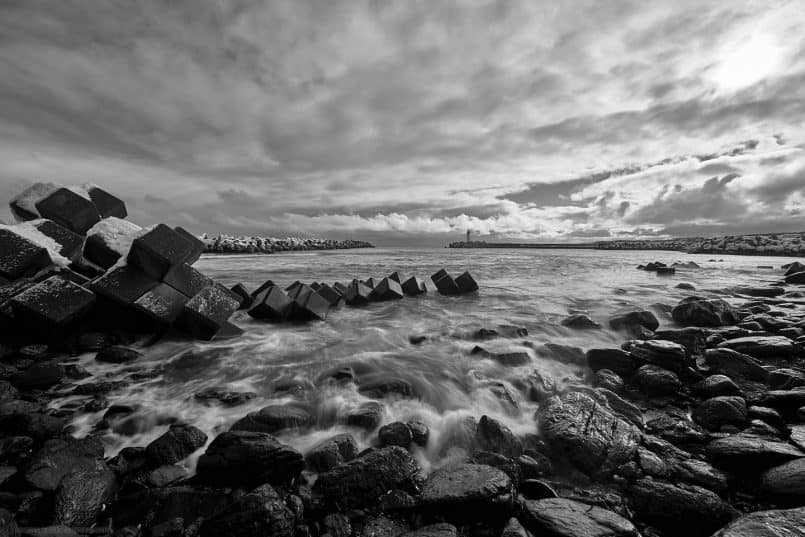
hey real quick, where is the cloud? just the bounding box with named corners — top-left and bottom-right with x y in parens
top-left (0, 1), bottom-right (804, 243)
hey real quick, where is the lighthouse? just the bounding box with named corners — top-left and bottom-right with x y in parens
top-left (466, 229), bottom-right (471, 243)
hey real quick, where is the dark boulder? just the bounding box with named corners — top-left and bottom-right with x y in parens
top-left (145, 424), bottom-right (208, 466)
top-left (305, 433), bottom-right (358, 472)
top-left (313, 446), bottom-right (420, 509)
top-left (704, 348), bottom-right (769, 382)
top-left (609, 309), bottom-right (659, 332)
top-left (705, 434), bottom-right (805, 471)
top-left (717, 336), bottom-right (795, 359)
top-left (653, 327), bottom-right (707, 355)
top-left (347, 401), bottom-right (384, 430)
top-left (586, 348), bottom-right (636, 377)
top-left (24, 437), bottom-right (104, 491)
top-left (96, 346), bottom-right (142, 364)
top-left (672, 297), bottom-right (741, 327)
top-left (52, 462), bottom-right (117, 526)
top-left (196, 431), bottom-right (304, 487)
top-left (692, 396), bottom-right (747, 432)
top-left (628, 478), bottom-right (737, 537)
top-left (379, 422), bottom-right (413, 448)
top-left (692, 375), bottom-right (743, 397)
top-left (711, 506), bottom-right (805, 537)
top-left (785, 271), bottom-right (805, 284)
top-left (623, 339), bottom-right (689, 374)
top-left (475, 415), bottom-right (522, 458)
top-left (12, 361), bottom-right (65, 389)
top-left (561, 313), bottom-right (601, 329)
top-left (519, 498), bottom-right (639, 537)
top-left (761, 387), bottom-right (805, 414)
top-left (230, 404), bottom-right (312, 434)
top-left (420, 463), bottom-right (513, 518)
top-left (199, 484), bottom-right (294, 537)
top-left (400, 524), bottom-right (457, 537)
top-left (407, 421), bottom-right (429, 447)
top-left (536, 392), bottom-right (641, 478)
top-left (633, 365), bottom-right (682, 396)
top-left (760, 458), bottom-right (805, 499)
top-left (194, 387), bottom-right (256, 406)
top-left (673, 459), bottom-right (730, 492)
top-left (594, 369), bottom-right (625, 393)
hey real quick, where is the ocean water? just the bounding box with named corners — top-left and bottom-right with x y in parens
top-left (57, 247), bottom-right (800, 473)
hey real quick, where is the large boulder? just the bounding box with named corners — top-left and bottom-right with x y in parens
top-left (306, 433), bottom-right (359, 472)
top-left (519, 498), bottom-right (639, 537)
top-left (711, 507), bottom-right (805, 537)
top-left (692, 396), bottom-right (747, 432)
top-left (196, 431), bottom-right (304, 487)
top-left (53, 462), bottom-right (117, 526)
top-left (628, 478), bottom-right (737, 537)
top-left (653, 328), bottom-right (707, 355)
top-left (623, 339), bottom-right (689, 374)
top-left (420, 463), bottom-right (513, 517)
top-left (633, 365), bottom-right (682, 396)
top-left (475, 416), bottom-right (522, 458)
top-left (705, 434), bottom-right (805, 471)
top-left (24, 437), bottom-right (104, 491)
top-left (717, 336), bottom-right (796, 359)
top-left (314, 446), bottom-right (420, 509)
top-left (609, 309), bottom-right (659, 333)
top-left (145, 423), bottom-right (207, 466)
top-left (230, 404), bottom-right (313, 434)
top-left (672, 297), bottom-right (741, 327)
top-left (760, 458), bottom-right (805, 499)
top-left (586, 349), bottom-right (636, 377)
top-left (536, 392), bottom-right (641, 478)
top-left (200, 484), bottom-right (294, 537)
top-left (704, 348), bottom-right (769, 382)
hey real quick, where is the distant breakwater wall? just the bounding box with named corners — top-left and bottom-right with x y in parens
top-left (202, 234), bottom-right (373, 254)
top-left (449, 231), bottom-right (805, 256)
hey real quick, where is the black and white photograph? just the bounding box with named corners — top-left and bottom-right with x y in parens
top-left (1, 1), bottom-right (805, 535)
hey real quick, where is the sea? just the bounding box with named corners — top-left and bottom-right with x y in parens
top-left (57, 247), bottom-right (801, 473)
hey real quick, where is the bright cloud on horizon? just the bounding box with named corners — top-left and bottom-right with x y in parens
top-left (0, 0), bottom-right (804, 245)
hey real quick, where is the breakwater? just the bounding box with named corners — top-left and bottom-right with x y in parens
top-left (201, 234), bottom-right (373, 253)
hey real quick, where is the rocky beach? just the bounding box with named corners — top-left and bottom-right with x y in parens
top-left (3, 184), bottom-right (805, 537)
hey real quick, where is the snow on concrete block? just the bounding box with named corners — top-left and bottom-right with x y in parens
top-left (90, 266), bottom-right (158, 307)
top-left (85, 185), bottom-right (127, 219)
top-left (455, 271), bottom-right (479, 293)
top-left (0, 228), bottom-right (52, 280)
top-left (128, 224), bottom-right (194, 279)
top-left (174, 227), bottom-right (204, 265)
top-left (10, 275), bottom-right (96, 330)
top-left (9, 183), bottom-right (59, 222)
top-left (370, 277), bottom-right (404, 301)
top-left (133, 283), bottom-right (190, 326)
top-left (248, 285), bottom-right (292, 321)
top-left (401, 276), bottom-right (427, 296)
top-left (35, 187), bottom-right (101, 234)
top-left (31, 220), bottom-right (85, 262)
top-left (163, 264), bottom-right (213, 297)
top-left (177, 283), bottom-right (240, 340)
top-left (84, 217), bottom-right (143, 269)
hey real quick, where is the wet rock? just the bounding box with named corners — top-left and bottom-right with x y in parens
top-left (147, 465), bottom-right (189, 487)
top-left (609, 309), bottom-right (659, 333)
top-left (0, 403), bottom-right (65, 441)
top-left (692, 375), bottom-right (743, 397)
top-left (628, 478), bottom-right (737, 537)
top-left (146, 424), bottom-right (207, 466)
top-left (673, 459), bottom-right (730, 492)
top-left (561, 314), bottom-right (601, 330)
top-left (633, 365), bottom-right (682, 396)
top-left (623, 339), bottom-right (689, 374)
top-left (379, 422), bottom-right (413, 448)
top-left (711, 506), bottom-right (805, 537)
top-left (196, 430), bottom-right (304, 487)
top-left (518, 453), bottom-right (553, 479)
top-left (760, 458), bottom-right (805, 499)
top-left (692, 396), bottom-right (747, 432)
top-left (472, 346), bottom-right (531, 367)
top-left (24, 437), bottom-right (104, 491)
top-left (95, 346), bottom-right (142, 364)
top-left (193, 387), bottom-right (256, 406)
top-left (52, 462), bottom-right (117, 526)
top-left (653, 327), bottom-right (707, 355)
top-left (785, 271), bottom-right (805, 284)
top-left (358, 377), bottom-right (415, 399)
top-left (407, 421), bottom-right (429, 447)
top-left (0, 508), bottom-right (18, 537)
top-left (645, 414), bottom-right (709, 445)
top-left (519, 497), bottom-right (638, 537)
top-left (306, 433), bottom-right (359, 472)
top-left (594, 369), bottom-right (625, 393)
top-left (230, 404), bottom-right (312, 434)
top-left (501, 517), bottom-right (529, 537)
top-left (586, 348), bottom-right (636, 377)
top-left (676, 282), bottom-right (696, 290)
top-left (314, 446), bottom-right (420, 509)
top-left (400, 523), bottom-right (457, 537)
top-left (421, 463), bottom-right (512, 517)
top-left (12, 361), bottom-right (65, 389)
top-left (360, 516), bottom-right (410, 537)
top-left (525, 369), bottom-right (557, 403)
top-left (537, 392), bottom-right (641, 478)
top-left (539, 343), bottom-right (586, 366)
top-left (703, 348), bottom-right (769, 382)
top-left (717, 336), bottom-right (795, 359)
top-left (672, 297), bottom-right (741, 327)
top-left (347, 402), bottom-right (384, 430)
top-left (475, 415), bottom-right (522, 458)
top-left (705, 434), bottom-right (805, 471)
top-left (748, 406), bottom-right (786, 431)
top-left (199, 484), bottom-right (294, 537)
top-left (761, 387), bottom-right (805, 414)
top-left (323, 513), bottom-right (351, 537)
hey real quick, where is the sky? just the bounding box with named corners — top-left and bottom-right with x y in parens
top-left (1, 1), bottom-right (804, 246)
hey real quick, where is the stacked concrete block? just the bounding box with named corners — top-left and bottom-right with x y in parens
top-left (2, 182), bottom-right (242, 342)
top-left (431, 269), bottom-right (478, 296)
